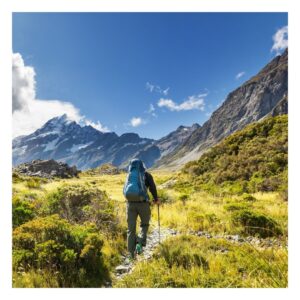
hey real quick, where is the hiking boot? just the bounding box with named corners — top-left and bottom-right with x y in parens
top-left (135, 242), bottom-right (143, 255)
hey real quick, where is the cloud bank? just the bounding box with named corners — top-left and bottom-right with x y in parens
top-left (271, 25), bottom-right (288, 55)
top-left (158, 93), bottom-right (206, 112)
top-left (12, 53), bottom-right (108, 138)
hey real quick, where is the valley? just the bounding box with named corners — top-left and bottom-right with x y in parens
top-left (12, 116), bottom-right (288, 288)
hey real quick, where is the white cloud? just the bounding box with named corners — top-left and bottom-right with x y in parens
top-left (162, 87), bottom-right (170, 96)
top-left (12, 53), bottom-right (108, 137)
top-left (146, 82), bottom-right (155, 93)
top-left (158, 93), bottom-right (206, 112)
top-left (84, 119), bottom-right (110, 132)
top-left (146, 82), bottom-right (169, 95)
top-left (235, 71), bottom-right (246, 80)
top-left (130, 117), bottom-right (144, 127)
top-left (146, 103), bottom-right (157, 117)
top-left (271, 25), bottom-right (288, 55)
top-left (149, 103), bottom-right (155, 113)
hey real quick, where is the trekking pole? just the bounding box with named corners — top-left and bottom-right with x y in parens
top-left (157, 203), bottom-right (161, 244)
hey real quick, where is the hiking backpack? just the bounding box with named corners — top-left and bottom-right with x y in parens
top-left (123, 159), bottom-right (149, 202)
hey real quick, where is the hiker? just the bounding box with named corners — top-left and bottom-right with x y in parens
top-left (123, 158), bottom-right (160, 259)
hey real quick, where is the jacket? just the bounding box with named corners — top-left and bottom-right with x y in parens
top-left (144, 171), bottom-right (158, 201)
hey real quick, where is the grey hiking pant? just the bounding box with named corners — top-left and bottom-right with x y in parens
top-left (126, 201), bottom-right (151, 257)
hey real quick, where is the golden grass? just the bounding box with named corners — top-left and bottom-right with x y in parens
top-left (13, 170), bottom-right (288, 288)
top-left (13, 172), bottom-right (288, 238)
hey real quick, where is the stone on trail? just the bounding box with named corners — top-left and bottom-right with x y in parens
top-left (115, 265), bottom-right (131, 274)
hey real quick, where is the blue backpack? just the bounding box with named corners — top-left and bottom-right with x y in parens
top-left (123, 159), bottom-right (149, 202)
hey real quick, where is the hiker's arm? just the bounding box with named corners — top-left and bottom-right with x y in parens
top-left (145, 172), bottom-right (158, 201)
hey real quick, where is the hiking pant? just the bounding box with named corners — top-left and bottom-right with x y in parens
top-left (126, 201), bottom-right (151, 257)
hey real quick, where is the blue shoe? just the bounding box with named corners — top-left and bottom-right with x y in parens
top-left (135, 243), bottom-right (143, 255)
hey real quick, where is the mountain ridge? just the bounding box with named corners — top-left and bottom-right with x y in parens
top-left (12, 50), bottom-right (288, 170)
top-left (154, 49), bottom-right (288, 169)
top-left (13, 114), bottom-right (199, 170)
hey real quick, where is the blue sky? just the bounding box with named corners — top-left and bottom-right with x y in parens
top-left (13, 13), bottom-right (287, 139)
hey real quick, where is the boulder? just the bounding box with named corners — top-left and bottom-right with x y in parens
top-left (14, 159), bottom-right (80, 179)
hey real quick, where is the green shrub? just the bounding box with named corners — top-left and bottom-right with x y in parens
top-left (221, 181), bottom-right (247, 195)
top-left (157, 189), bottom-right (172, 204)
top-left (12, 172), bottom-right (23, 183)
top-left (224, 202), bottom-right (249, 212)
top-left (187, 211), bottom-right (218, 231)
top-left (44, 184), bottom-right (116, 231)
top-left (26, 178), bottom-right (41, 189)
top-left (232, 210), bottom-right (282, 238)
top-left (12, 196), bottom-right (35, 227)
top-left (12, 215), bottom-right (110, 287)
top-left (178, 193), bottom-right (189, 205)
top-left (241, 193), bottom-right (257, 202)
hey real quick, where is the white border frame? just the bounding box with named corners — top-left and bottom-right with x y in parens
top-left (1, 1), bottom-right (299, 299)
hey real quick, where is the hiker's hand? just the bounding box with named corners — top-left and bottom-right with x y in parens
top-left (153, 199), bottom-right (160, 205)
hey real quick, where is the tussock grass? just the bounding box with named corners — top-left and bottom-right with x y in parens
top-left (152, 185), bottom-right (287, 238)
top-left (12, 169), bottom-right (287, 288)
top-left (116, 235), bottom-right (287, 288)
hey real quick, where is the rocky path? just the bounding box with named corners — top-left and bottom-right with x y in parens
top-left (114, 226), bottom-right (177, 281)
top-left (112, 225), bottom-right (286, 284)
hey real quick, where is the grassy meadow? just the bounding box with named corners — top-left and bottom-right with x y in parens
top-left (12, 169), bottom-right (287, 288)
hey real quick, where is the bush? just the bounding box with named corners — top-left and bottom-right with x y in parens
top-left (12, 172), bottom-right (23, 183)
top-left (224, 202), bottom-right (249, 212)
top-left (13, 215), bottom-right (110, 287)
top-left (44, 184), bottom-right (116, 231)
top-left (241, 193), bottom-right (257, 202)
top-left (187, 211), bottom-right (218, 231)
top-left (157, 189), bottom-right (172, 204)
top-left (12, 196), bottom-right (35, 228)
top-left (178, 193), bottom-right (189, 205)
top-left (232, 210), bottom-right (282, 238)
top-left (26, 178), bottom-right (42, 189)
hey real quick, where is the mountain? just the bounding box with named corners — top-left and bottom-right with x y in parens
top-left (12, 114), bottom-right (198, 170)
top-left (13, 50), bottom-right (288, 170)
top-left (155, 123), bottom-right (200, 157)
top-left (13, 114), bottom-right (102, 166)
top-left (155, 49), bottom-right (288, 169)
top-left (13, 114), bottom-right (155, 170)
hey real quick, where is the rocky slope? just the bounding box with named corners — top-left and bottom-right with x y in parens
top-left (155, 49), bottom-right (288, 169)
top-left (155, 123), bottom-right (200, 157)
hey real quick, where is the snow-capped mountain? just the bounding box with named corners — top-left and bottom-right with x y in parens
top-left (12, 114), bottom-right (155, 169)
top-left (12, 114), bottom-right (200, 170)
